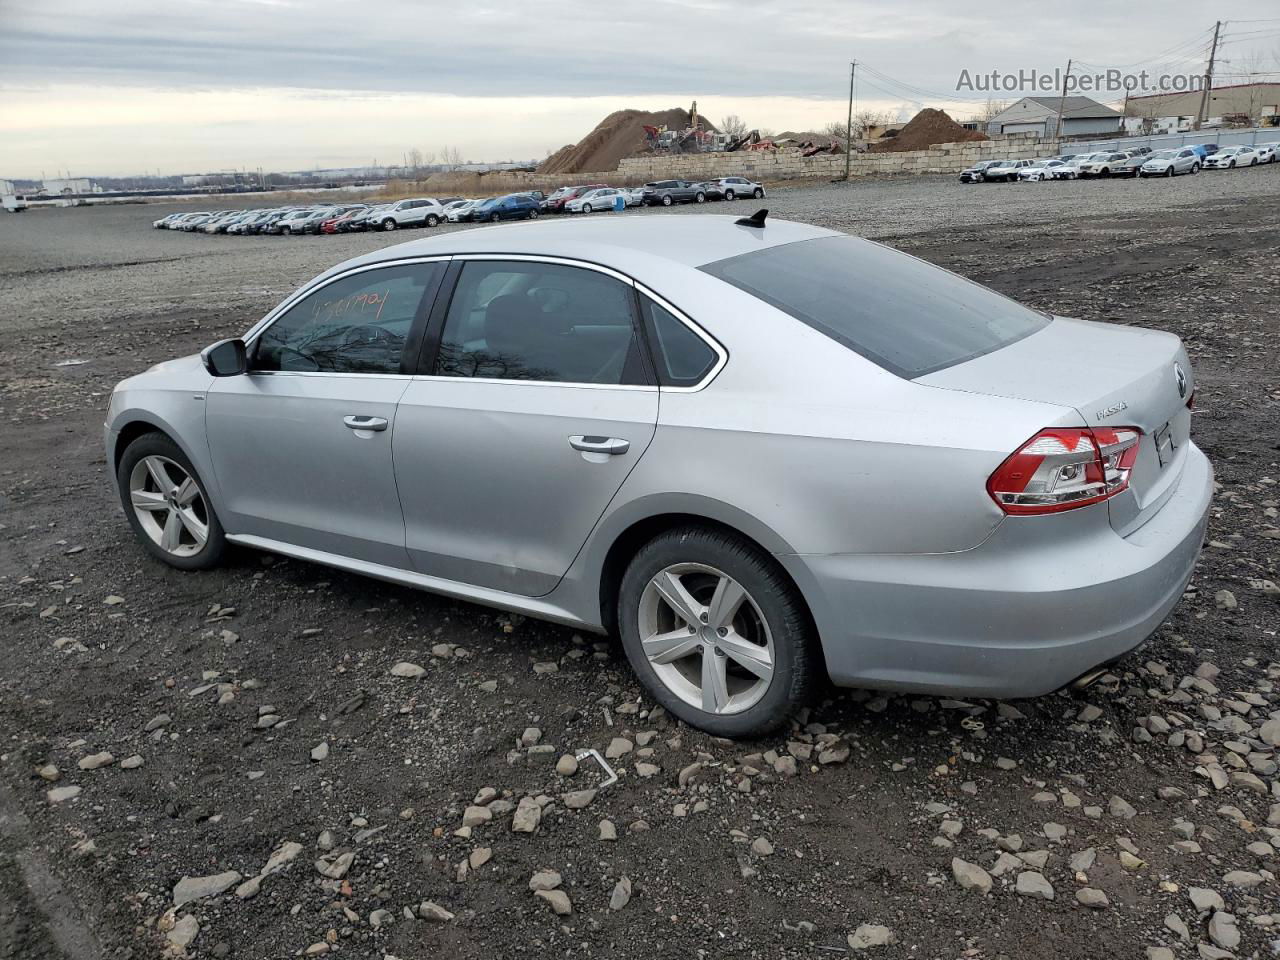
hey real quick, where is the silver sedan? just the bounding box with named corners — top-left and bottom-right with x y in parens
top-left (105, 214), bottom-right (1212, 736)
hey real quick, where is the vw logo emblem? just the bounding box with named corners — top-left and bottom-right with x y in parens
top-left (1173, 362), bottom-right (1187, 399)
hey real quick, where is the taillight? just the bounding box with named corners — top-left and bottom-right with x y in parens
top-left (987, 426), bottom-right (1141, 515)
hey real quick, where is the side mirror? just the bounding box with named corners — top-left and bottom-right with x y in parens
top-left (201, 338), bottom-right (247, 377)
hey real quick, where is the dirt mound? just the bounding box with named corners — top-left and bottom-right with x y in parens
top-left (869, 108), bottom-right (987, 153)
top-left (537, 108), bottom-right (713, 175)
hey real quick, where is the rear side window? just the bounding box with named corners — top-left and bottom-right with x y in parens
top-left (701, 236), bottom-right (1048, 378)
top-left (434, 261), bottom-right (647, 385)
top-left (642, 297), bottom-right (718, 387)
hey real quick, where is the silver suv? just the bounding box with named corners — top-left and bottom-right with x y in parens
top-left (374, 198), bottom-right (446, 231)
top-left (714, 177), bottom-right (765, 200)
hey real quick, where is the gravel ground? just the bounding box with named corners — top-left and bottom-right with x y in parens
top-left (1, 169), bottom-right (1279, 960)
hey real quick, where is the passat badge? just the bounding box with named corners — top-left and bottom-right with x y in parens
top-left (1173, 362), bottom-right (1187, 398)
top-left (1096, 400), bottom-right (1128, 421)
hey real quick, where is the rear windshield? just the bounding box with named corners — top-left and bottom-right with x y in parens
top-left (700, 236), bottom-right (1049, 378)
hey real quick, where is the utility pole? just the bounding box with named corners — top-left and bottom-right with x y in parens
top-left (1053, 59), bottom-right (1073, 144)
top-left (844, 60), bottom-right (856, 180)
top-left (1195, 20), bottom-right (1221, 130)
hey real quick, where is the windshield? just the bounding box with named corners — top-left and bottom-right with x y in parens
top-left (701, 236), bottom-right (1049, 379)
top-left (1148, 151), bottom-right (1176, 160)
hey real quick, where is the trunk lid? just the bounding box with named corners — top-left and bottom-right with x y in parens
top-left (919, 316), bottom-right (1194, 534)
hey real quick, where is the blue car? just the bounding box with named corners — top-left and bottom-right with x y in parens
top-left (472, 194), bottom-right (541, 223)
top-left (1189, 143), bottom-right (1218, 159)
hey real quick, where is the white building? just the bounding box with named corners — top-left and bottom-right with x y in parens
top-left (987, 97), bottom-right (1122, 138)
top-left (41, 177), bottom-right (96, 195)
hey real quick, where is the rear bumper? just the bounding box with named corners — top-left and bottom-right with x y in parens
top-left (783, 442), bottom-right (1213, 698)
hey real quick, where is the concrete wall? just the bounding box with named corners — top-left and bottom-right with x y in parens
top-left (418, 135), bottom-right (1062, 195)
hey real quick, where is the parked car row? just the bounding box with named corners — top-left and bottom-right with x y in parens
top-left (152, 175), bottom-right (769, 238)
top-left (961, 142), bottom-right (1278, 184)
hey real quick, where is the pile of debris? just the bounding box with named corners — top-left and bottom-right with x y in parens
top-left (538, 108), bottom-right (710, 175)
top-left (869, 108), bottom-right (987, 153)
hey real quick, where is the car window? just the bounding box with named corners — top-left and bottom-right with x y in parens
top-left (254, 262), bottom-right (443, 374)
top-left (701, 236), bottom-right (1048, 379)
top-left (642, 297), bottom-right (718, 387)
top-left (434, 260), bottom-right (647, 385)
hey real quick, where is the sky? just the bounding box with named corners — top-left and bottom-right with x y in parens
top-left (1, 0), bottom-right (1278, 178)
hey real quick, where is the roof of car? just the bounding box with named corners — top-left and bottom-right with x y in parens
top-left (341, 214), bottom-right (839, 272)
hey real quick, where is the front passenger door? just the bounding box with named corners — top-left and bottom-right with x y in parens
top-left (205, 260), bottom-right (445, 567)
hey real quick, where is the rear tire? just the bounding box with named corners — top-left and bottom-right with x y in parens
top-left (724, 189), bottom-right (736, 200)
top-left (695, 192), bottom-right (706, 203)
top-left (425, 214), bottom-right (440, 227)
top-left (662, 195), bottom-right (673, 206)
top-left (617, 526), bottom-right (817, 737)
top-left (117, 432), bottom-right (227, 572)
top-left (753, 187), bottom-right (764, 198)
top-left (527, 208), bottom-right (539, 219)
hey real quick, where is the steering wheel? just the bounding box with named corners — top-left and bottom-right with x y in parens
top-left (341, 324), bottom-right (391, 347)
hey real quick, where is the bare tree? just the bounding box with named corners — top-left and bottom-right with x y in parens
top-left (719, 114), bottom-right (747, 138)
top-left (820, 120), bottom-right (848, 140)
top-left (406, 148), bottom-right (424, 172)
top-left (975, 98), bottom-right (1010, 123)
top-left (439, 145), bottom-right (464, 171)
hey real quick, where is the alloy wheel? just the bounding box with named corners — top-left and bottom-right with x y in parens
top-left (128, 456), bottom-right (210, 558)
top-left (638, 563), bottom-right (774, 715)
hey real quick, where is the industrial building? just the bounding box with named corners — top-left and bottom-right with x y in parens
top-left (986, 96), bottom-right (1122, 138)
top-left (1124, 82), bottom-right (1280, 124)
top-left (40, 177), bottom-right (97, 196)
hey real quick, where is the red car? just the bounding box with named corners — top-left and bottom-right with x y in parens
top-left (319, 207), bottom-right (368, 234)
top-left (543, 184), bottom-right (607, 214)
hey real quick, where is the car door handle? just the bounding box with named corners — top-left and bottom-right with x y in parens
top-left (344, 415), bottom-right (388, 432)
top-left (569, 435), bottom-right (629, 455)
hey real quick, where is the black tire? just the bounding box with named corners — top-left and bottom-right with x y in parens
top-left (281, 226), bottom-right (292, 236)
top-left (1166, 166), bottom-right (1174, 177)
top-left (694, 191), bottom-right (706, 203)
top-left (661, 195), bottom-right (673, 206)
top-left (753, 187), bottom-right (764, 198)
top-left (489, 213), bottom-right (500, 223)
top-left (582, 204), bottom-right (592, 214)
top-left (1228, 160), bottom-right (1235, 169)
top-left (116, 432), bottom-right (227, 571)
top-left (617, 526), bottom-right (817, 737)
top-left (382, 219), bottom-right (397, 231)
top-left (1191, 162), bottom-right (1200, 174)
top-left (425, 214), bottom-right (440, 227)
top-left (527, 208), bottom-right (539, 219)
top-left (724, 189), bottom-right (736, 200)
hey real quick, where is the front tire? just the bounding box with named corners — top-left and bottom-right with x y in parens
top-left (117, 433), bottom-right (227, 571)
top-left (1191, 162), bottom-right (1200, 174)
top-left (617, 527), bottom-right (817, 737)
top-left (1166, 166), bottom-right (1174, 177)
top-left (582, 204), bottom-right (593, 213)
top-left (382, 219), bottom-right (397, 231)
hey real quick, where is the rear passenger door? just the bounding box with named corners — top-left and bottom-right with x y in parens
top-left (394, 257), bottom-right (659, 596)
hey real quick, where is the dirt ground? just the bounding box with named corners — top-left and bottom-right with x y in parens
top-left (1, 173), bottom-right (1278, 960)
